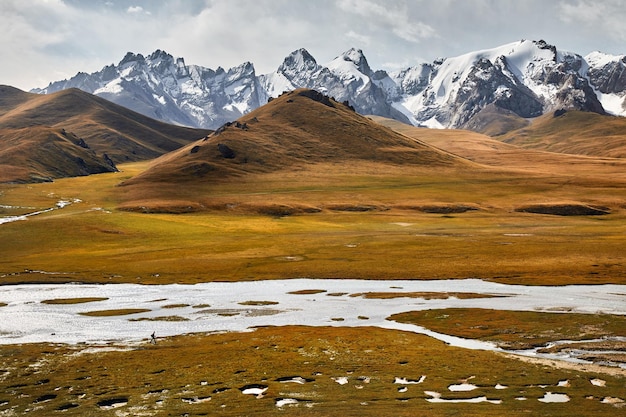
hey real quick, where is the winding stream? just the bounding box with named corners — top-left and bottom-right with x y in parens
top-left (0, 199), bottom-right (80, 225)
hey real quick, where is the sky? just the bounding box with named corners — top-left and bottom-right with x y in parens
top-left (1, 0), bottom-right (625, 91)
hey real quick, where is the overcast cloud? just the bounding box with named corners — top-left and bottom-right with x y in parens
top-left (1, 0), bottom-right (625, 90)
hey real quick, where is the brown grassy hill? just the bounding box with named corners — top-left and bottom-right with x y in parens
top-left (372, 115), bottom-right (626, 184)
top-left (117, 89), bottom-right (474, 212)
top-left (0, 125), bottom-right (117, 183)
top-left (495, 110), bottom-right (626, 157)
top-left (0, 85), bottom-right (210, 182)
top-left (461, 103), bottom-right (530, 136)
top-left (123, 89), bottom-right (469, 185)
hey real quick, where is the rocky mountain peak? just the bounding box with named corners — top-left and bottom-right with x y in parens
top-left (119, 52), bottom-right (145, 66)
top-left (337, 48), bottom-right (372, 76)
top-left (227, 61), bottom-right (256, 80)
top-left (280, 48), bottom-right (318, 71)
top-left (148, 49), bottom-right (174, 61)
top-left (31, 41), bottom-right (626, 130)
top-left (533, 39), bottom-right (557, 58)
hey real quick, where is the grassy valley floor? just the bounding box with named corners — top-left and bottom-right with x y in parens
top-left (1, 161), bottom-right (625, 286)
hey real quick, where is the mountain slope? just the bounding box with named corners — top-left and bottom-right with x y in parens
top-left (0, 85), bottom-right (211, 183)
top-left (496, 109), bottom-right (626, 157)
top-left (34, 50), bottom-right (269, 130)
top-left (0, 125), bottom-right (116, 183)
top-left (118, 89), bottom-right (471, 210)
top-left (32, 40), bottom-right (626, 132)
top-left (391, 40), bottom-right (609, 129)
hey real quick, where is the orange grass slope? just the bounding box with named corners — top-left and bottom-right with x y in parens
top-left (119, 89), bottom-right (474, 200)
top-left (0, 85), bottom-right (211, 182)
top-left (496, 109), bottom-right (626, 157)
top-left (0, 125), bottom-right (117, 183)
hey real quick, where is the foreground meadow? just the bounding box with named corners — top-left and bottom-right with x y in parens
top-left (1, 326), bottom-right (624, 416)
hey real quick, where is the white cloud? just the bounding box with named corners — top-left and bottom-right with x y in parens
top-left (0, 0), bottom-right (624, 91)
top-left (127, 5), bottom-right (151, 15)
top-left (345, 30), bottom-right (371, 46)
top-left (337, 0), bottom-right (436, 43)
top-left (559, 0), bottom-right (626, 41)
top-left (127, 6), bottom-right (144, 13)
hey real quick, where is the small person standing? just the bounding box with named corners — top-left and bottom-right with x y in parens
top-left (150, 331), bottom-right (157, 344)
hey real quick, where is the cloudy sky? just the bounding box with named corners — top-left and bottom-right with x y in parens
top-left (2, 0), bottom-right (625, 91)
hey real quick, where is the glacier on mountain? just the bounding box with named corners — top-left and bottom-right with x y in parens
top-left (32, 40), bottom-right (626, 130)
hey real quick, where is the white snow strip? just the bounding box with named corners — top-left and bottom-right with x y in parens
top-left (448, 383), bottom-right (478, 392)
top-left (276, 398), bottom-right (300, 407)
top-left (1, 199), bottom-right (79, 225)
top-left (425, 391), bottom-right (501, 404)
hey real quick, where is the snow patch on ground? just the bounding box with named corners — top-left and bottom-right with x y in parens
top-left (0, 279), bottom-right (624, 369)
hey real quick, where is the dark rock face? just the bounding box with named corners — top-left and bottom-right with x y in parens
top-left (103, 153), bottom-right (117, 169)
top-left (587, 56), bottom-right (626, 94)
top-left (76, 138), bottom-right (89, 149)
top-left (217, 143), bottom-right (235, 159)
top-left (552, 72), bottom-right (605, 114)
top-left (451, 57), bottom-right (543, 127)
top-left (297, 89), bottom-right (335, 107)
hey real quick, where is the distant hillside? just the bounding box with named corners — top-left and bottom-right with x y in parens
top-left (496, 110), bottom-right (626, 158)
top-left (0, 85), bottom-right (211, 183)
top-left (118, 89), bottom-right (472, 210)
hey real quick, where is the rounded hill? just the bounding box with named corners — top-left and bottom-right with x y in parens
top-left (123, 89), bottom-right (470, 185)
top-left (0, 85), bottom-right (210, 183)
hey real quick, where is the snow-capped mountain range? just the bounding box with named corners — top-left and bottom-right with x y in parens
top-left (33, 40), bottom-right (626, 130)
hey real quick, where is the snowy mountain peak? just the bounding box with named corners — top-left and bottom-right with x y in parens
top-left (119, 52), bottom-right (145, 66)
top-left (584, 51), bottom-right (626, 114)
top-left (148, 49), bottom-right (173, 61)
top-left (32, 41), bottom-right (626, 130)
top-left (279, 48), bottom-right (318, 72)
top-left (585, 51), bottom-right (626, 67)
top-left (331, 48), bottom-right (373, 76)
top-left (228, 61), bottom-right (256, 78)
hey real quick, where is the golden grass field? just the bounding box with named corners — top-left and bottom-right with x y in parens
top-left (1, 154), bottom-right (625, 286)
top-left (1, 92), bottom-right (625, 415)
